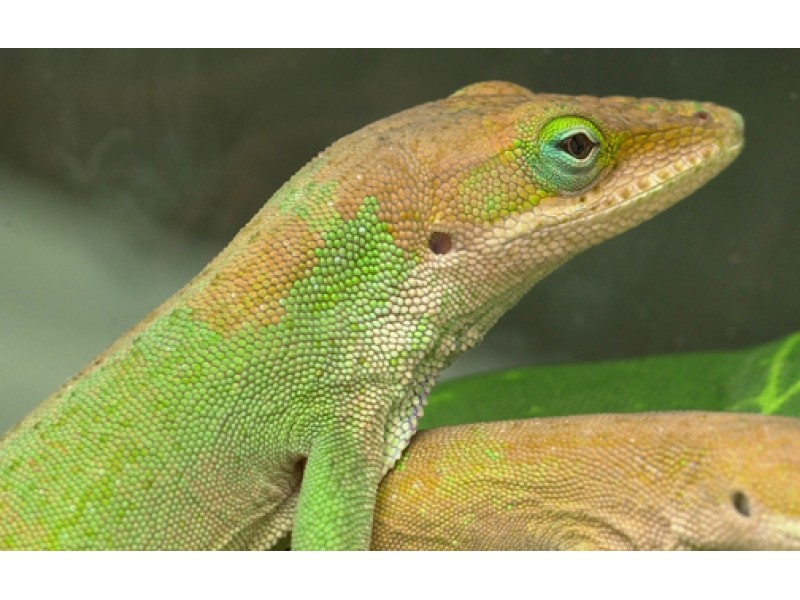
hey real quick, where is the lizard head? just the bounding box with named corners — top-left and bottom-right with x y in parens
top-left (232, 82), bottom-right (741, 375)
top-left (382, 81), bottom-right (745, 358)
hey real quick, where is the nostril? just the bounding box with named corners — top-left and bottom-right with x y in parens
top-left (429, 231), bottom-right (453, 255)
top-left (694, 110), bottom-right (712, 121)
top-left (731, 490), bottom-right (751, 517)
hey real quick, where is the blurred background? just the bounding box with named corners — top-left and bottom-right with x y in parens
top-left (1, 49), bottom-right (798, 432)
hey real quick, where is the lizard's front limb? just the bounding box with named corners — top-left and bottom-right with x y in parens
top-left (291, 425), bottom-right (385, 550)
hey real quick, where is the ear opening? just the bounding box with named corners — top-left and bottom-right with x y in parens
top-left (429, 231), bottom-right (453, 255)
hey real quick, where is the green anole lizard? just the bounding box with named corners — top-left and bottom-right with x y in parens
top-left (0, 81), bottom-right (743, 549)
top-left (372, 412), bottom-right (800, 550)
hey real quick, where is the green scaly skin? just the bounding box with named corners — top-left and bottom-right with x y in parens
top-left (373, 413), bottom-right (800, 550)
top-left (0, 82), bottom-right (743, 549)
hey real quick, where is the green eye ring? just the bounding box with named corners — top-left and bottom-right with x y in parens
top-left (525, 116), bottom-right (608, 195)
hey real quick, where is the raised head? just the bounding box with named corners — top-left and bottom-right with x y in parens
top-left (302, 81), bottom-right (744, 363)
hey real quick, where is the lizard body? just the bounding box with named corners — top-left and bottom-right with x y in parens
top-left (372, 412), bottom-right (800, 550)
top-left (0, 82), bottom-right (743, 549)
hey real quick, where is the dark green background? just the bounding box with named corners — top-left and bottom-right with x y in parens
top-left (1, 49), bottom-right (798, 432)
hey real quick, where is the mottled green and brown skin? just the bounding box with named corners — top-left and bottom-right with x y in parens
top-left (373, 413), bottom-right (800, 550)
top-left (0, 82), bottom-right (743, 549)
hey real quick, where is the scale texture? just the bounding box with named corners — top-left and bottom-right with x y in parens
top-left (373, 412), bottom-right (800, 550)
top-left (0, 82), bottom-right (743, 549)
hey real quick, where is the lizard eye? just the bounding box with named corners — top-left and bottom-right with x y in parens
top-left (558, 132), bottom-right (597, 160)
top-left (524, 116), bottom-right (607, 195)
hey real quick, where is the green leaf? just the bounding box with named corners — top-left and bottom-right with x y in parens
top-left (422, 332), bottom-right (800, 429)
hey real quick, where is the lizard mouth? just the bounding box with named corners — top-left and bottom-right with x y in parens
top-left (567, 105), bottom-right (745, 233)
top-left (577, 136), bottom-right (744, 227)
top-left (488, 133), bottom-right (743, 250)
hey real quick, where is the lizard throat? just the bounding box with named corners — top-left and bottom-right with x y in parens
top-left (382, 373), bottom-right (438, 472)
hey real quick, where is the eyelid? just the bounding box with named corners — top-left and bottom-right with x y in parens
top-left (559, 127), bottom-right (599, 143)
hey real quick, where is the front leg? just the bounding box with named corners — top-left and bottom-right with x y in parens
top-left (291, 428), bottom-right (386, 550)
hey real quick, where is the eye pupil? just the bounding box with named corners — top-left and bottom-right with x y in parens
top-left (559, 133), bottom-right (596, 160)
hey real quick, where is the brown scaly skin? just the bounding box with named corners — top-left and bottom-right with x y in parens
top-left (372, 413), bottom-right (800, 550)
